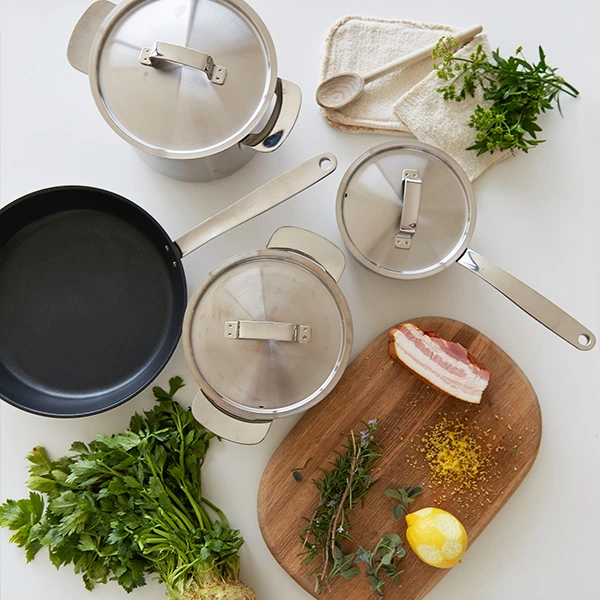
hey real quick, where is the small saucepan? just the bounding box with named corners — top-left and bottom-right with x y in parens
top-left (336, 140), bottom-right (595, 351)
top-left (0, 153), bottom-right (337, 417)
top-left (183, 227), bottom-right (353, 444)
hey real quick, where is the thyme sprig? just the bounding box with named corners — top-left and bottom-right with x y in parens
top-left (299, 419), bottom-right (381, 594)
top-left (432, 37), bottom-right (579, 155)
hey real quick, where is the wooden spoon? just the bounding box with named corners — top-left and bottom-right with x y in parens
top-left (316, 24), bottom-right (483, 110)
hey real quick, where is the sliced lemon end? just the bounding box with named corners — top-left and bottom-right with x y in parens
top-left (441, 539), bottom-right (463, 560)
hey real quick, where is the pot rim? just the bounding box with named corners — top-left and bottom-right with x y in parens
top-left (182, 248), bottom-right (353, 421)
top-left (87, 0), bottom-right (279, 160)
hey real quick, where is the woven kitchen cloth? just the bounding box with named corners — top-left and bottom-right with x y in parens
top-left (320, 16), bottom-right (510, 180)
top-left (394, 37), bottom-right (510, 181)
top-left (320, 16), bottom-right (454, 134)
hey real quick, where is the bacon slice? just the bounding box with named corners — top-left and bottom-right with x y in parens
top-left (388, 323), bottom-right (490, 403)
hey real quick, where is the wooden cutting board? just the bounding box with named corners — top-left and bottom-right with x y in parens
top-left (258, 317), bottom-right (542, 600)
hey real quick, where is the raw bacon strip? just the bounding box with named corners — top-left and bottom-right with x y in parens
top-left (388, 323), bottom-right (490, 403)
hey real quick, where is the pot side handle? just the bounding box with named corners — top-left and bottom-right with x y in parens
top-left (67, 0), bottom-right (116, 74)
top-left (267, 226), bottom-right (346, 282)
top-left (243, 78), bottom-right (302, 153)
top-left (192, 391), bottom-right (272, 445)
top-left (457, 248), bottom-right (596, 351)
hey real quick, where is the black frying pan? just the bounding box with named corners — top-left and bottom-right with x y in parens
top-left (0, 153), bottom-right (337, 417)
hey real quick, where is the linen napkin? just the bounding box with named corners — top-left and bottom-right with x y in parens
top-left (320, 16), bottom-right (510, 180)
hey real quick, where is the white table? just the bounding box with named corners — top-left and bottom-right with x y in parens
top-left (1, 1), bottom-right (598, 599)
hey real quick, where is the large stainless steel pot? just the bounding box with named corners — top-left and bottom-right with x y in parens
top-left (68, 0), bottom-right (302, 182)
top-left (336, 140), bottom-right (596, 351)
top-left (183, 227), bottom-right (353, 444)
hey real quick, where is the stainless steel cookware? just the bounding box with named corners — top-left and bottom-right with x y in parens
top-left (336, 140), bottom-right (596, 351)
top-left (183, 227), bottom-right (353, 444)
top-left (0, 153), bottom-right (336, 417)
top-left (68, 0), bottom-right (301, 181)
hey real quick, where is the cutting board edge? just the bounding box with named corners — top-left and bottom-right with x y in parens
top-left (257, 316), bottom-right (543, 600)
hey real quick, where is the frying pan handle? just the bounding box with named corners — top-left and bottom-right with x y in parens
top-left (174, 153), bottom-right (338, 258)
top-left (192, 391), bottom-right (272, 445)
top-left (457, 248), bottom-right (596, 351)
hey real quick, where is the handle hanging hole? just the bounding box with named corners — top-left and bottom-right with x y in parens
top-left (578, 333), bottom-right (592, 347)
top-left (319, 157), bottom-right (332, 170)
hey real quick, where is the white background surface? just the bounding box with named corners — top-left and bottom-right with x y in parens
top-left (1, 1), bottom-right (598, 599)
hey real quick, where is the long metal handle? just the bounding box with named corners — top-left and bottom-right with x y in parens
top-left (224, 321), bottom-right (312, 343)
top-left (139, 41), bottom-right (227, 85)
top-left (175, 153), bottom-right (337, 258)
top-left (457, 248), bottom-right (596, 351)
top-left (243, 79), bottom-right (302, 153)
top-left (363, 24), bottom-right (483, 84)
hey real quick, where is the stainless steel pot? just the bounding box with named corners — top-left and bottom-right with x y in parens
top-left (336, 140), bottom-right (596, 351)
top-left (68, 0), bottom-right (301, 182)
top-left (183, 227), bottom-right (353, 444)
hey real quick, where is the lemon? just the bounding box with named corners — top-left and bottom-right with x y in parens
top-left (405, 507), bottom-right (468, 568)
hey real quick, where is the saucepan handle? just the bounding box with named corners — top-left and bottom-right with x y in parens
top-left (175, 153), bottom-right (337, 258)
top-left (139, 42), bottom-right (227, 85)
top-left (267, 226), bottom-right (346, 282)
top-left (243, 79), bottom-right (302, 153)
top-left (457, 248), bottom-right (596, 351)
top-left (192, 391), bottom-right (272, 445)
top-left (67, 0), bottom-right (116, 74)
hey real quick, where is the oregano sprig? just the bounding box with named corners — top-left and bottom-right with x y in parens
top-left (355, 533), bottom-right (406, 597)
top-left (385, 486), bottom-right (423, 520)
top-left (432, 37), bottom-right (579, 155)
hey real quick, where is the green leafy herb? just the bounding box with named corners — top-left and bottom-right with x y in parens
top-left (432, 37), bottom-right (579, 155)
top-left (0, 377), bottom-right (257, 600)
top-left (300, 419), bottom-right (381, 594)
top-left (355, 533), bottom-right (406, 597)
top-left (384, 486), bottom-right (423, 520)
top-left (291, 458), bottom-right (312, 482)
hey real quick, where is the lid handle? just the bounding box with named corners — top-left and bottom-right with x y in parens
top-left (139, 41), bottom-right (227, 85)
top-left (225, 321), bottom-right (312, 343)
top-left (395, 169), bottom-right (422, 250)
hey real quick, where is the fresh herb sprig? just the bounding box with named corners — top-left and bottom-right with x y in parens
top-left (355, 533), bottom-right (406, 597)
top-left (0, 377), bottom-right (257, 600)
top-left (300, 419), bottom-right (381, 594)
top-left (385, 486), bottom-right (423, 520)
top-left (432, 37), bottom-right (579, 155)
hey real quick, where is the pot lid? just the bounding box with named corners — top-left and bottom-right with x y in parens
top-left (183, 249), bottom-right (352, 420)
top-left (89, 0), bottom-right (277, 158)
top-left (336, 140), bottom-right (476, 279)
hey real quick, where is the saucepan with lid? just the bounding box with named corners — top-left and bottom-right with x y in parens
top-left (0, 153), bottom-right (337, 418)
top-left (68, 0), bottom-right (302, 181)
top-left (336, 140), bottom-right (596, 351)
top-left (183, 227), bottom-right (353, 444)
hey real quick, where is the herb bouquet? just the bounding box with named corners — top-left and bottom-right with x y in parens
top-left (0, 377), bottom-right (256, 600)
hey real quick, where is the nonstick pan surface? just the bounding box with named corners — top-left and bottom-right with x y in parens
top-left (0, 186), bottom-right (186, 417)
